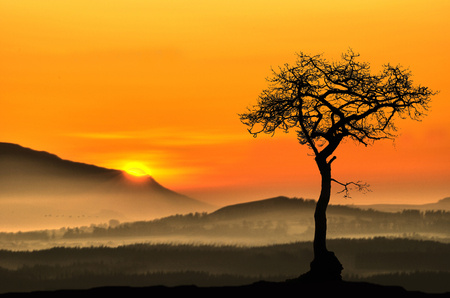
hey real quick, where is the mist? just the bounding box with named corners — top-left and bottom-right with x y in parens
top-left (2, 196), bottom-right (450, 251)
top-left (0, 143), bottom-right (216, 232)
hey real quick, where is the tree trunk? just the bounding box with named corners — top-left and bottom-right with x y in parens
top-left (300, 156), bottom-right (343, 281)
top-left (314, 157), bottom-right (332, 256)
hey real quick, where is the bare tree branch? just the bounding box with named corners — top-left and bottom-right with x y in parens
top-left (331, 179), bottom-right (371, 198)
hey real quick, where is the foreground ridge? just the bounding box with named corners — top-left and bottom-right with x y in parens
top-left (1, 281), bottom-right (447, 297)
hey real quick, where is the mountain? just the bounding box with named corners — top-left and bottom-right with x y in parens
top-left (353, 197), bottom-right (450, 212)
top-left (0, 142), bottom-right (215, 231)
top-left (209, 196), bottom-right (317, 220)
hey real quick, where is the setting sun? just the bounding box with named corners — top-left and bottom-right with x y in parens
top-left (124, 162), bottom-right (151, 177)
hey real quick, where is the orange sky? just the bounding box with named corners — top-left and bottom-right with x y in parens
top-left (1, 0), bottom-right (449, 206)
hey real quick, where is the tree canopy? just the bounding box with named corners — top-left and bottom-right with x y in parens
top-left (240, 50), bottom-right (436, 160)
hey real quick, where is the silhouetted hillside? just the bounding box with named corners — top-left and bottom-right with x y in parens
top-left (0, 142), bottom-right (215, 231)
top-left (0, 280), bottom-right (442, 297)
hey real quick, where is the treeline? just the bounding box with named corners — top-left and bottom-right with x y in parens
top-left (2, 238), bottom-right (450, 273)
top-left (61, 208), bottom-right (450, 240)
top-left (63, 214), bottom-right (290, 240)
top-left (0, 238), bottom-right (450, 294)
top-left (0, 268), bottom-right (288, 294)
top-left (324, 209), bottom-right (450, 237)
top-left (0, 231), bottom-right (51, 242)
top-left (0, 242), bottom-right (313, 275)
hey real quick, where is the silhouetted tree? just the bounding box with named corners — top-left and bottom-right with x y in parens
top-left (239, 50), bottom-right (437, 281)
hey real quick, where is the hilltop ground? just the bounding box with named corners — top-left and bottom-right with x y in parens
top-left (1, 280), bottom-right (446, 297)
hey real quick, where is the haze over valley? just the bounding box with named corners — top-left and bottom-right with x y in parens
top-left (2, 142), bottom-right (449, 237)
top-left (0, 142), bottom-right (215, 232)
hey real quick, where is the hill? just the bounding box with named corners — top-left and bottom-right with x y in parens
top-left (0, 142), bottom-right (215, 231)
top-left (209, 196), bottom-right (316, 219)
top-left (354, 197), bottom-right (450, 212)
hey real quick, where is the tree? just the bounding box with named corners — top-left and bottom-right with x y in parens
top-left (239, 50), bottom-right (437, 281)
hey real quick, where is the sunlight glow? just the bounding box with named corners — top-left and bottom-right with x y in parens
top-left (123, 162), bottom-right (152, 177)
top-left (1, 0), bottom-right (448, 206)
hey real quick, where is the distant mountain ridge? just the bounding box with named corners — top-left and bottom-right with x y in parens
top-left (0, 142), bottom-right (115, 176)
top-left (353, 197), bottom-right (450, 212)
top-left (0, 142), bottom-right (215, 231)
top-left (211, 195), bottom-right (450, 221)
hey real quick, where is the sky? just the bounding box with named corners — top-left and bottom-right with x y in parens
top-left (1, 0), bottom-right (449, 207)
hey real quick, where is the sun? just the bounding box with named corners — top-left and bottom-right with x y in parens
top-left (125, 167), bottom-right (147, 176)
top-left (123, 162), bottom-right (152, 177)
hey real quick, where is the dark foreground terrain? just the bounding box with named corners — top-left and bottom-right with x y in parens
top-left (1, 280), bottom-right (448, 297)
top-left (1, 238), bottom-right (450, 294)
